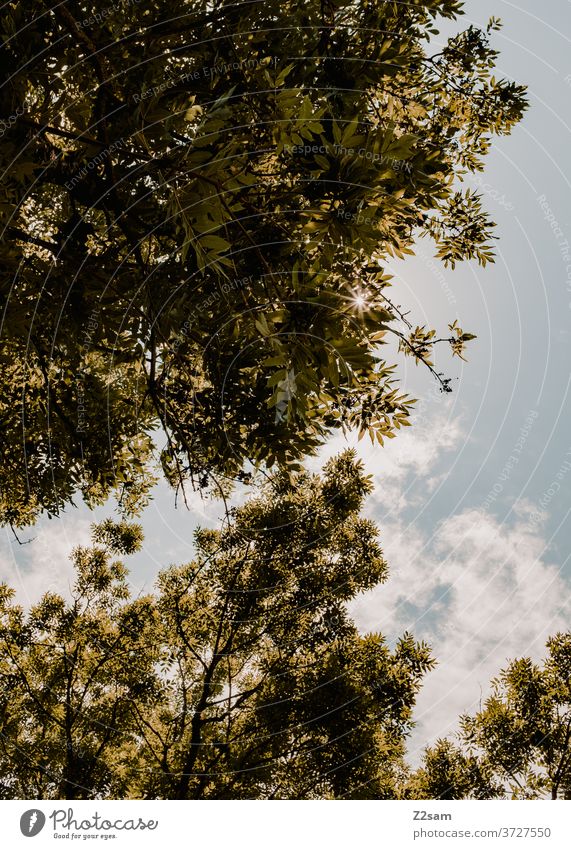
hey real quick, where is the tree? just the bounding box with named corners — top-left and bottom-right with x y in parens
top-left (404, 738), bottom-right (502, 800)
top-left (0, 452), bottom-right (434, 799)
top-left (407, 635), bottom-right (571, 800)
top-left (0, 1), bottom-right (527, 525)
top-left (459, 635), bottom-right (571, 799)
top-left (0, 519), bottom-right (156, 800)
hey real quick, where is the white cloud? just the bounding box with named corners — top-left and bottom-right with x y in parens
top-left (319, 405), bottom-right (571, 763)
top-left (313, 400), bottom-right (465, 512)
top-left (349, 487), bottom-right (570, 765)
top-left (412, 506), bottom-right (569, 753)
top-left (0, 517), bottom-right (92, 606)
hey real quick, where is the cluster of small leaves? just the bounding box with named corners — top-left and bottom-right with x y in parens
top-left (396, 319), bottom-right (476, 393)
top-left (0, 454), bottom-right (435, 800)
top-left (424, 190), bottom-right (497, 268)
top-left (448, 320), bottom-right (477, 360)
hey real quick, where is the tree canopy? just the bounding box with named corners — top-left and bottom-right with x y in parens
top-left (460, 634), bottom-right (571, 800)
top-left (410, 635), bottom-right (571, 800)
top-left (0, 452), bottom-right (434, 799)
top-left (2, 452), bottom-right (569, 801)
top-left (405, 738), bottom-right (502, 800)
top-left (0, 0), bottom-right (527, 525)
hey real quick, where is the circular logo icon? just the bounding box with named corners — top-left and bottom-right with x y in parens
top-left (20, 810), bottom-right (46, 837)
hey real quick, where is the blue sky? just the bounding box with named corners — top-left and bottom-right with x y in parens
top-left (2, 0), bottom-right (570, 764)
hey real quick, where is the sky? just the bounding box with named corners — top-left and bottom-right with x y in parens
top-left (2, 0), bottom-right (571, 768)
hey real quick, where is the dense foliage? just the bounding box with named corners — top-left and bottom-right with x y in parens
top-left (1, 0), bottom-right (545, 806)
top-left (0, 0), bottom-right (526, 525)
top-left (0, 453), bottom-right (434, 799)
top-left (460, 635), bottom-right (571, 800)
top-left (411, 636), bottom-right (571, 800)
top-left (405, 739), bottom-right (502, 800)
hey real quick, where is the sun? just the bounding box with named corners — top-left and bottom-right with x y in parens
top-left (338, 282), bottom-right (371, 314)
top-left (352, 291), bottom-right (368, 310)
